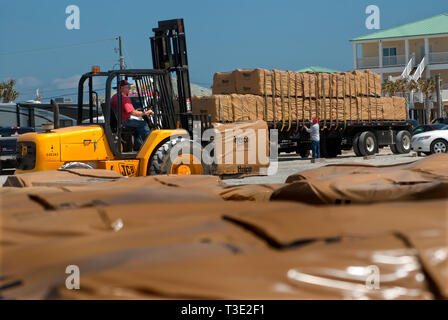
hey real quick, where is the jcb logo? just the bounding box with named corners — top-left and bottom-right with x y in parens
top-left (119, 164), bottom-right (136, 176)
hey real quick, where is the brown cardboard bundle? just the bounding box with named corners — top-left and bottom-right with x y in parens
top-left (365, 70), bottom-right (382, 96)
top-left (302, 72), bottom-right (318, 98)
top-left (211, 71), bottom-right (236, 94)
top-left (212, 69), bottom-right (382, 98)
top-left (192, 95), bottom-right (233, 122)
top-left (381, 97), bottom-right (395, 120)
top-left (212, 120), bottom-right (270, 177)
top-left (230, 94), bottom-right (265, 122)
top-left (316, 98), bottom-right (346, 122)
top-left (234, 69), bottom-right (272, 96)
top-left (393, 96), bottom-right (407, 120)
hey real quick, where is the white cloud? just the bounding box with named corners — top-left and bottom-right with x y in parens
top-left (16, 76), bottom-right (43, 88)
top-left (53, 74), bottom-right (82, 90)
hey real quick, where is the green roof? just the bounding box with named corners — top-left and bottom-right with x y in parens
top-left (351, 14), bottom-right (448, 42)
top-left (296, 66), bottom-right (339, 73)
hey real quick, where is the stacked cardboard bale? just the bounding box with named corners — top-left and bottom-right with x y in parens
top-left (198, 68), bottom-right (405, 123)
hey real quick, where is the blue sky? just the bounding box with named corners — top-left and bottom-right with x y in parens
top-left (0, 0), bottom-right (447, 102)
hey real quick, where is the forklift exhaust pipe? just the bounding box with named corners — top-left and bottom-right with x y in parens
top-left (51, 99), bottom-right (60, 129)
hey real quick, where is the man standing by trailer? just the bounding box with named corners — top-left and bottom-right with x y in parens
top-left (304, 118), bottom-right (320, 158)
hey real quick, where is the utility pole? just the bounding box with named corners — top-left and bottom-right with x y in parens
top-left (118, 36), bottom-right (125, 71)
top-left (436, 73), bottom-right (442, 118)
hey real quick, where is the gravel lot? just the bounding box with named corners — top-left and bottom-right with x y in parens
top-left (223, 149), bottom-right (424, 185)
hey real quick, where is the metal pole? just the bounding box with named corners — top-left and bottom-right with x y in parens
top-left (119, 36), bottom-right (125, 71)
top-left (51, 99), bottom-right (60, 129)
top-left (436, 73), bottom-right (442, 118)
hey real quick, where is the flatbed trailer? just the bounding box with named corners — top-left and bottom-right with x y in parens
top-left (269, 119), bottom-right (413, 158)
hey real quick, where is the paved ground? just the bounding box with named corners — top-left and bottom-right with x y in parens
top-left (0, 150), bottom-right (425, 187)
top-left (223, 149), bottom-right (424, 185)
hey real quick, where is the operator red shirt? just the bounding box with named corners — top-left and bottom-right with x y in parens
top-left (111, 93), bottom-right (134, 122)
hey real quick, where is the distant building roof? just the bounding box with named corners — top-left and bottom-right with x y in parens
top-left (351, 13), bottom-right (448, 42)
top-left (296, 66), bottom-right (339, 73)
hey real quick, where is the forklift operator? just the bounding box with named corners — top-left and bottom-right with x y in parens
top-left (111, 80), bottom-right (153, 149)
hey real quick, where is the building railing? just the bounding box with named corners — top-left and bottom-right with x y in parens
top-left (428, 51), bottom-right (448, 64)
top-left (442, 89), bottom-right (448, 102)
top-left (357, 56), bottom-right (379, 68)
top-left (357, 55), bottom-right (407, 68)
top-left (382, 55), bottom-right (406, 67)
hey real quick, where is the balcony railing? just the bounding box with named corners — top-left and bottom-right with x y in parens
top-left (357, 56), bottom-right (379, 68)
top-left (382, 55), bottom-right (406, 67)
top-left (428, 51), bottom-right (448, 64)
top-left (357, 55), bottom-right (407, 69)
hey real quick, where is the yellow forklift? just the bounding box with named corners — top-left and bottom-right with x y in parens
top-left (15, 19), bottom-right (214, 177)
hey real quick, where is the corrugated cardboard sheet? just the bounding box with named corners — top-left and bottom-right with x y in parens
top-left (1, 154), bottom-right (446, 300)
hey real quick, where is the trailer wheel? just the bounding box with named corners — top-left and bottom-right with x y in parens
top-left (358, 131), bottom-right (377, 156)
top-left (395, 130), bottom-right (411, 154)
top-left (352, 133), bottom-right (362, 157)
top-left (148, 138), bottom-right (214, 175)
top-left (390, 144), bottom-right (400, 154)
top-left (298, 148), bottom-right (310, 158)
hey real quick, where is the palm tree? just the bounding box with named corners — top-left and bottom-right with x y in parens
top-left (418, 78), bottom-right (436, 124)
top-left (382, 80), bottom-right (399, 96)
top-left (395, 78), bottom-right (409, 118)
top-left (0, 79), bottom-right (20, 103)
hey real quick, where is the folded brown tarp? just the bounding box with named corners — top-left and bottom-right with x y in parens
top-left (273, 153), bottom-right (448, 205)
top-left (3, 169), bottom-right (123, 188)
top-left (223, 200), bottom-right (446, 248)
top-left (1, 202), bottom-right (270, 299)
top-left (1, 198), bottom-right (445, 299)
top-left (219, 184), bottom-right (285, 201)
top-left (55, 234), bottom-right (434, 299)
top-left (286, 153), bottom-right (448, 182)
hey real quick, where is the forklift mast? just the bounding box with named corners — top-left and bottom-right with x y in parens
top-left (150, 19), bottom-right (194, 131)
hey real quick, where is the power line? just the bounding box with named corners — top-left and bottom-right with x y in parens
top-left (0, 38), bottom-right (116, 56)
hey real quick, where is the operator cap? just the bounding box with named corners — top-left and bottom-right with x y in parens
top-left (313, 118), bottom-right (319, 123)
top-left (120, 80), bottom-right (132, 86)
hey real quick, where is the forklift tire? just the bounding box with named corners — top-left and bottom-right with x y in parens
top-left (148, 139), bottom-right (214, 176)
top-left (352, 133), bottom-right (362, 157)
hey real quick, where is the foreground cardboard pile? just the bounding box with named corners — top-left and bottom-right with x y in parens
top-left (1, 154), bottom-right (446, 299)
top-left (193, 69), bottom-right (406, 122)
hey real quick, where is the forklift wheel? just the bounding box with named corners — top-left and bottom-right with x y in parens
top-left (148, 139), bottom-right (214, 176)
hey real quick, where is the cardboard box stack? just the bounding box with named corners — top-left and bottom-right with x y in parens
top-left (194, 68), bottom-right (406, 123)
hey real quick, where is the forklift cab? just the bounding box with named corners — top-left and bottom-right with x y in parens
top-left (78, 69), bottom-right (179, 157)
